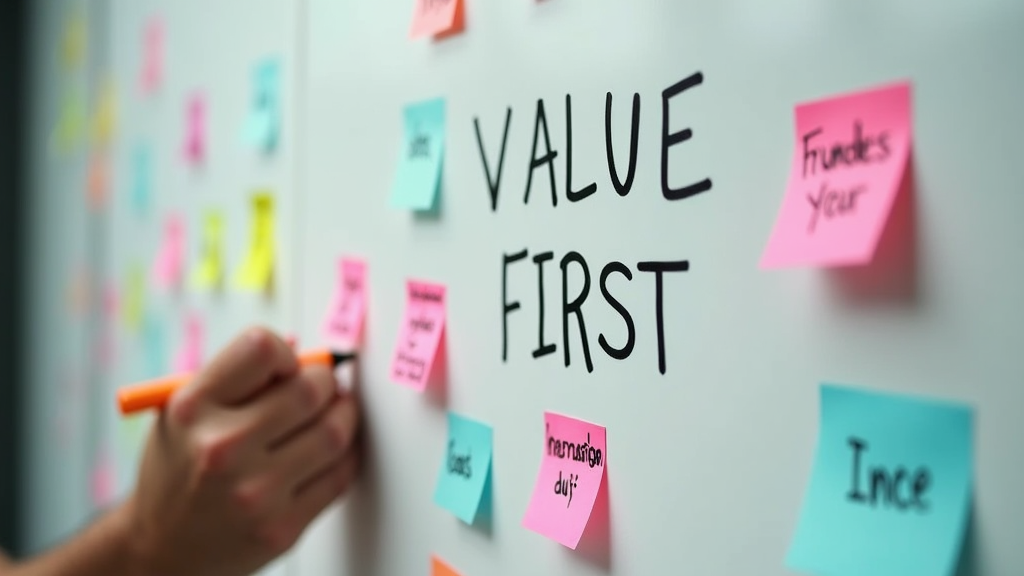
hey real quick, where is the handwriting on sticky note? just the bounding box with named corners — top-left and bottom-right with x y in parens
top-left (522, 412), bottom-right (606, 549)
top-left (431, 556), bottom-right (461, 576)
top-left (391, 98), bottom-right (446, 211)
top-left (244, 58), bottom-right (281, 152)
top-left (390, 280), bottom-right (445, 390)
top-left (153, 215), bottom-right (185, 289)
top-left (786, 384), bottom-right (973, 576)
top-left (761, 81), bottom-right (912, 269)
top-left (434, 412), bottom-right (493, 524)
top-left (410, 0), bottom-right (464, 39)
top-left (323, 257), bottom-right (368, 348)
top-left (191, 211), bottom-right (225, 290)
top-left (234, 193), bottom-right (275, 291)
top-left (183, 93), bottom-right (206, 165)
top-left (140, 17), bottom-right (163, 94)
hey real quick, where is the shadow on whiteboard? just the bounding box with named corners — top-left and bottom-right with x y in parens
top-left (826, 157), bottom-right (918, 307)
top-left (342, 406), bottom-right (383, 576)
top-left (569, 470), bottom-right (612, 572)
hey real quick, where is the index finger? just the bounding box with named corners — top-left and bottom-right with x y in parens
top-left (190, 327), bottom-right (299, 406)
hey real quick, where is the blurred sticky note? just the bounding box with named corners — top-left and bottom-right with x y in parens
top-left (60, 13), bottom-right (86, 70)
top-left (90, 452), bottom-right (116, 508)
top-left (152, 214), bottom-right (185, 289)
top-left (410, 0), bottom-right (465, 39)
top-left (522, 412), bottom-right (607, 549)
top-left (142, 313), bottom-right (166, 377)
top-left (91, 78), bottom-right (117, 146)
top-left (322, 257), bottom-right (368, 348)
top-left (234, 192), bottom-right (275, 291)
top-left (391, 98), bottom-right (445, 211)
top-left (431, 556), bottom-right (461, 576)
top-left (87, 152), bottom-right (110, 210)
top-left (244, 58), bottom-right (281, 153)
top-left (787, 384), bottom-right (973, 576)
top-left (191, 210), bottom-right (225, 290)
top-left (140, 17), bottom-right (163, 94)
top-left (51, 90), bottom-right (86, 153)
top-left (132, 144), bottom-right (152, 214)
top-left (390, 280), bottom-right (445, 390)
top-left (172, 313), bottom-right (204, 373)
top-left (183, 93), bottom-right (206, 165)
top-left (434, 412), bottom-right (493, 524)
top-left (761, 81), bottom-right (913, 269)
top-left (123, 264), bottom-right (145, 332)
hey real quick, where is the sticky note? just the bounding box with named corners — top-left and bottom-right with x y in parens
top-left (140, 17), bottom-right (163, 94)
top-left (183, 93), bottom-right (206, 165)
top-left (391, 98), bottom-right (445, 211)
top-left (431, 556), bottom-right (461, 576)
top-left (234, 192), bottom-right (275, 291)
top-left (410, 0), bottom-right (465, 39)
top-left (243, 58), bottom-right (281, 153)
top-left (522, 412), bottom-right (607, 549)
top-left (87, 152), bottom-right (110, 210)
top-left (90, 452), bottom-right (116, 508)
top-left (322, 257), bottom-right (368, 348)
top-left (761, 81), bottom-right (912, 268)
top-left (142, 314), bottom-right (166, 378)
top-left (191, 210), bottom-right (225, 290)
top-left (123, 263), bottom-right (145, 332)
top-left (787, 384), bottom-right (973, 576)
top-left (172, 313), bottom-right (204, 373)
top-left (60, 12), bottom-right (86, 70)
top-left (131, 144), bottom-right (152, 214)
top-left (51, 90), bottom-right (86, 153)
top-left (152, 214), bottom-right (185, 289)
top-left (91, 78), bottom-right (117, 146)
top-left (434, 412), bottom-right (493, 524)
top-left (390, 280), bottom-right (446, 390)
top-left (65, 266), bottom-right (89, 316)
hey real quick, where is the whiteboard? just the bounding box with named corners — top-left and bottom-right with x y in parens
top-left (19, 0), bottom-right (1024, 575)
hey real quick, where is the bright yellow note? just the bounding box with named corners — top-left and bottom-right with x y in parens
top-left (61, 13), bottom-right (86, 71)
top-left (235, 192), bottom-right (275, 291)
top-left (191, 211), bottom-right (225, 290)
top-left (91, 78), bottom-right (117, 146)
top-left (123, 263), bottom-right (144, 332)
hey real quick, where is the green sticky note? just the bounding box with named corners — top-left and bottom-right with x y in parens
top-left (433, 412), bottom-right (493, 524)
top-left (787, 384), bottom-right (973, 576)
top-left (391, 97), bottom-right (445, 211)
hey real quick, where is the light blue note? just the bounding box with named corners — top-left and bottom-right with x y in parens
top-left (787, 384), bottom-right (973, 576)
top-left (391, 97), bottom-right (445, 211)
top-left (433, 412), bottom-right (493, 524)
top-left (131, 143), bottom-right (151, 214)
top-left (244, 58), bottom-right (280, 152)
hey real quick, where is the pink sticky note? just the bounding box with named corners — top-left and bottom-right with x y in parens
top-left (172, 313), bottom-right (204, 373)
top-left (523, 412), bottom-right (607, 549)
top-left (390, 280), bottom-right (445, 391)
top-left (152, 215), bottom-right (185, 289)
top-left (90, 453), bottom-right (116, 508)
top-left (140, 17), bottom-right (163, 94)
top-left (323, 257), bottom-right (368, 348)
top-left (183, 94), bottom-right (206, 164)
top-left (760, 81), bottom-right (912, 269)
top-left (409, 0), bottom-right (464, 39)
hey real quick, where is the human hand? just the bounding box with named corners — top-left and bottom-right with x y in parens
top-left (122, 327), bottom-right (361, 576)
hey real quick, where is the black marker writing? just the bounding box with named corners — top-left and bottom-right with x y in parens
top-left (547, 426), bottom-right (603, 469)
top-left (806, 182), bottom-right (867, 233)
top-left (554, 471), bottom-right (578, 508)
top-left (846, 437), bottom-right (931, 512)
top-left (409, 134), bottom-right (430, 159)
top-left (802, 121), bottom-right (891, 178)
top-left (447, 440), bottom-right (472, 479)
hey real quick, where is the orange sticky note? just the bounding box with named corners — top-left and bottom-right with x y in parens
top-left (409, 0), bottom-right (465, 39)
top-left (431, 556), bottom-right (461, 576)
top-left (522, 412), bottom-right (607, 549)
top-left (761, 81), bottom-right (912, 268)
top-left (323, 257), bottom-right (368, 349)
top-left (152, 214), bottom-right (185, 289)
top-left (390, 280), bottom-right (445, 391)
top-left (87, 153), bottom-right (110, 210)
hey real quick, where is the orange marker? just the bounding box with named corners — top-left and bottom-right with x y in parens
top-left (117, 349), bottom-right (356, 415)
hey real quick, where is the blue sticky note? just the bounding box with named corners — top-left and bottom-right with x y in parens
top-left (244, 58), bottom-right (280, 152)
top-left (391, 97), bottom-right (445, 211)
top-left (787, 384), bottom-right (973, 576)
top-left (433, 412), bottom-right (493, 524)
top-left (131, 144), bottom-right (152, 214)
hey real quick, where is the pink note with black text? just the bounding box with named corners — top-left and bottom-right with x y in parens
top-left (390, 280), bottom-right (445, 391)
top-left (322, 257), bottom-right (368, 349)
top-left (761, 81), bottom-right (912, 268)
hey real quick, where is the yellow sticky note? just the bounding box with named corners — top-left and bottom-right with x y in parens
top-left (50, 91), bottom-right (86, 153)
top-left (123, 263), bottom-right (145, 332)
top-left (191, 211), bottom-right (225, 290)
top-left (91, 78), bottom-right (117, 146)
top-left (61, 13), bottom-right (87, 71)
top-left (234, 192), bottom-right (275, 291)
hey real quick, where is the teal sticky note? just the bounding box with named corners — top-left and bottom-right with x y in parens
top-left (787, 384), bottom-right (973, 576)
top-left (244, 58), bottom-right (280, 152)
top-left (391, 97), bottom-right (445, 211)
top-left (433, 412), bottom-right (493, 524)
top-left (131, 143), bottom-right (151, 214)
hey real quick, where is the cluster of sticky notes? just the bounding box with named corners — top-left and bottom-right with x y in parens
top-left (434, 412), bottom-right (494, 524)
top-left (410, 0), bottom-right (465, 39)
top-left (788, 384), bottom-right (973, 576)
top-left (244, 58), bottom-right (281, 153)
top-left (392, 98), bottom-right (446, 212)
top-left (390, 279), bottom-right (446, 390)
top-left (761, 81), bottom-right (912, 269)
top-left (323, 257), bottom-right (368, 349)
top-left (234, 192), bottom-right (276, 291)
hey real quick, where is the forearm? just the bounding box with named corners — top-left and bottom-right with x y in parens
top-left (5, 503), bottom-right (145, 576)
